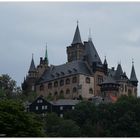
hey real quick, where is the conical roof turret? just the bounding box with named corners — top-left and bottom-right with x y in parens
top-left (29, 54), bottom-right (36, 72)
top-left (72, 21), bottom-right (82, 45)
top-left (114, 63), bottom-right (123, 80)
top-left (130, 61), bottom-right (138, 82)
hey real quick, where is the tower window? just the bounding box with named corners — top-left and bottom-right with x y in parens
top-left (89, 88), bottom-right (93, 94)
top-left (73, 87), bottom-right (77, 93)
top-left (40, 84), bottom-right (44, 91)
top-left (54, 81), bottom-right (58, 87)
top-left (60, 80), bottom-right (64, 86)
top-left (86, 77), bottom-right (90, 83)
top-left (48, 83), bottom-right (52, 89)
top-left (66, 89), bottom-right (70, 94)
top-left (97, 75), bottom-right (103, 84)
top-left (72, 77), bottom-right (77, 83)
top-left (66, 78), bottom-right (70, 84)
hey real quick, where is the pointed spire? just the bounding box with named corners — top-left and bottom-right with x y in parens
top-left (88, 28), bottom-right (92, 42)
top-left (45, 43), bottom-right (49, 64)
top-left (29, 53), bottom-right (36, 72)
top-left (130, 59), bottom-right (138, 82)
top-left (72, 21), bottom-right (82, 45)
top-left (104, 56), bottom-right (107, 65)
top-left (114, 63), bottom-right (123, 80)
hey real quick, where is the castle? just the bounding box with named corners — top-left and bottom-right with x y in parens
top-left (22, 23), bottom-right (138, 102)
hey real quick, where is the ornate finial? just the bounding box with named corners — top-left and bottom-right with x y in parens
top-left (77, 20), bottom-right (79, 25)
top-left (132, 58), bottom-right (134, 65)
top-left (88, 28), bottom-right (92, 41)
top-left (105, 55), bottom-right (106, 59)
top-left (32, 53), bottom-right (34, 59)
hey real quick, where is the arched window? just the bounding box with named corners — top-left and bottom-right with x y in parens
top-left (89, 88), bottom-right (93, 94)
top-left (73, 87), bottom-right (77, 93)
top-left (40, 84), bottom-right (44, 91)
top-left (66, 89), bottom-right (70, 94)
top-left (60, 80), bottom-right (64, 86)
top-left (66, 78), bottom-right (70, 85)
top-left (60, 90), bottom-right (64, 98)
top-left (72, 77), bottom-right (77, 83)
top-left (60, 90), bottom-right (64, 95)
top-left (54, 81), bottom-right (58, 87)
top-left (48, 83), bottom-right (52, 89)
top-left (86, 77), bottom-right (90, 83)
top-left (54, 91), bottom-right (58, 95)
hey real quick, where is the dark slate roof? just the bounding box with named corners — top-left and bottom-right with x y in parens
top-left (72, 25), bottom-right (82, 45)
top-left (101, 76), bottom-right (118, 85)
top-left (108, 68), bottom-right (116, 77)
top-left (130, 64), bottom-right (138, 82)
top-left (29, 57), bottom-right (36, 72)
top-left (50, 99), bottom-right (80, 106)
top-left (84, 40), bottom-right (102, 66)
top-left (38, 60), bottom-right (91, 83)
top-left (114, 63), bottom-right (123, 80)
top-left (104, 58), bottom-right (107, 65)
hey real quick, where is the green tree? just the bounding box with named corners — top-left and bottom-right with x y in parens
top-left (0, 99), bottom-right (45, 137)
top-left (57, 119), bottom-right (81, 137)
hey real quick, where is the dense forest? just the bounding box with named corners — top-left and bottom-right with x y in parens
top-left (0, 74), bottom-right (140, 137)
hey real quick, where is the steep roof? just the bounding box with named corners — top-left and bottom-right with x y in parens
top-left (84, 40), bottom-right (102, 66)
top-left (72, 24), bottom-right (82, 45)
top-left (114, 63), bottom-right (123, 80)
top-left (38, 60), bottom-right (91, 83)
top-left (130, 64), bottom-right (138, 82)
top-left (29, 55), bottom-right (36, 72)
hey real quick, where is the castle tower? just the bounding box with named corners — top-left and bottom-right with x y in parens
top-left (67, 22), bottom-right (85, 62)
top-left (130, 60), bottom-right (138, 87)
top-left (103, 56), bottom-right (108, 75)
top-left (28, 54), bottom-right (36, 78)
top-left (100, 75), bottom-right (120, 102)
top-left (36, 44), bottom-right (49, 78)
top-left (114, 63), bottom-right (123, 81)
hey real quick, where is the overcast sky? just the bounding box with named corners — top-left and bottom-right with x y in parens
top-left (0, 2), bottom-right (140, 95)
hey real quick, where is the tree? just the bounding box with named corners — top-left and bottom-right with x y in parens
top-left (0, 99), bottom-right (45, 137)
top-left (0, 74), bottom-right (21, 98)
top-left (57, 119), bottom-right (81, 137)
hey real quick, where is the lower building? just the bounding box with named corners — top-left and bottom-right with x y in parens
top-left (29, 95), bottom-right (80, 117)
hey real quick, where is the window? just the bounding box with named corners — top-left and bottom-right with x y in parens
top-left (73, 87), bottom-right (77, 93)
top-left (66, 89), bottom-right (70, 94)
top-left (54, 91), bottom-right (58, 95)
top-left (37, 100), bottom-right (43, 103)
top-left (48, 83), bottom-right (52, 89)
top-left (36, 106), bottom-right (38, 110)
top-left (42, 106), bottom-right (44, 110)
top-left (66, 78), bottom-right (70, 84)
top-left (40, 84), bottom-right (44, 91)
top-left (60, 114), bottom-right (63, 118)
top-left (97, 75), bottom-right (103, 84)
top-left (45, 105), bottom-right (47, 110)
top-left (89, 88), bottom-right (93, 94)
top-left (72, 106), bottom-right (75, 110)
top-left (86, 77), bottom-right (90, 83)
top-left (72, 77), bottom-right (77, 83)
top-left (54, 81), bottom-right (58, 87)
top-left (125, 85), bottom-right (127, 92)
top-left (60, 80), bottom-right (64, 86)
top-left (60, 106), bottom-right (63, 110)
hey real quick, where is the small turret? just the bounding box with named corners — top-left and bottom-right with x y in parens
top-left (130, 60), bottom-right (138, 86)
top-left (72, 21), bottom-right (82, 45)
top-left (103, 56), bottom-right (108, 75)
top-left (29, 54), bottom-right (36, 73)
top-left (114, 63), bottom-right (123, 80)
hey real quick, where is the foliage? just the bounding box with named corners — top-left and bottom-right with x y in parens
top-left (44, 113), bottom-right (81, 137)
top-left (0, 74), bottom-right (22, 99)
top-left (0, 99), bottom-right (45, 137)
